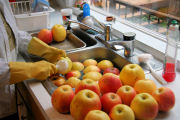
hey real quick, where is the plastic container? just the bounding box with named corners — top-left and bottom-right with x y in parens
top-left (60, 8), bottom-right (72, 25)
top-left (162, 20), bottom-right (179, 82)
top-left (10, 1), bottom-right (54, 31)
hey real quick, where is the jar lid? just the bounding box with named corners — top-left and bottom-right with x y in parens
top-left (123, 32), bottom-right (136, 41)
top-left (171, 20), bottom-right (178, 25)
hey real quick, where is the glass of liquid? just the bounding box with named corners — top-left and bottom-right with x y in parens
top-left (162, 20), bottom-right (179, 82)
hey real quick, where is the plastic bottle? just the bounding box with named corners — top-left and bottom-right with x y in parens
top-left (162, 20), bottom-right (180, 82)
top-left (83, 2), bottom-right (90, 18)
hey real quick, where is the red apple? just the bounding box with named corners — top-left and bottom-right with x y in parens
top-left (152, 87), bottom-right (175, 112)
top-left (75, 79), bottom-right (101, 96)
top-left (65, 70), bottom-right (81, 79)
top-left (50, 76), bottom-right (65, 87)
top-left (103, 67), bottom-right (120, 75)
top-left (99, 73), bottom-right (122, 94)
top-left (70, 89), bottom-right (102, 120)
top-left (51, 85), bottom-right (75, 113)
top-left (109, 104), bottom-right (135, 120)
top-left (38, 29), bottom-right (53, 44)
top-left (101, 92), bottom-right (122, 113)
top-left (116, 85), bottom-right (136, 106)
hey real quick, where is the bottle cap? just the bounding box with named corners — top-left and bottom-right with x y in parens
top-left (171, 20), bottom-right (178, 25)
top-left (123, 32), bottom-right (136, 41)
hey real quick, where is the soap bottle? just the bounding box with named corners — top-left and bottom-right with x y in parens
top-left (162, 20), bottom-right (179, 82)
top-left (83, 2), bottom-right (90, 18)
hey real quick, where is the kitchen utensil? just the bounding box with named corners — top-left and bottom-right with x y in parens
top-left (138, 54), bottom-right (167, 85)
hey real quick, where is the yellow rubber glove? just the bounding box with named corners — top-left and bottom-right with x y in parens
top-left (9, 61), bottom-right (57, 84)
top-left (28, 37), bottom-right (66, 64)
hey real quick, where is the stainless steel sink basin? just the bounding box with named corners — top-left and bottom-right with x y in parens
top-left (42, 47), bottom-right (131, 95)
top-left (72, 28), bottom-right (97, 47)
top-left (68, 47), bottom-right (131, 69)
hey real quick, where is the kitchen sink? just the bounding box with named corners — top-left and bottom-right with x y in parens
top-left (67, 47), bottom-right (131, 69)
top-left (72, 27), bottom-right (97, 47)
top-left (42, 47), bottom-right (132, 95)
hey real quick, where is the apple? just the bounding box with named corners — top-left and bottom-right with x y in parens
top-left (83, 72), bottom-right (102, 81)
top-left (120, 64), bottom-right (145, 87)
top-left (99, 73), bottom-right (122, 94)
top-left (85, 110), bottom-right (110, 120)
top-left (152, 87), bottom-right (175, 112)
top-left (83, 59), bottom-right (97, 67)
top-left (65, 77), bottom-right (81, 88)
top-left (70, 89), bottom-right (102, 120)
top-left (38, 29), bottom-right (53, 44)
top-left (101, 92), bottom-right (122, 113)
top-left (56, 57), bottom-right (72, 75)
top-left (103, 67), bottom-right (120, 75)
top-left (50, 75), bottom-right (65, 87)
top-left (97, 60), bottom-right (113, 70)
top-left (51, 85), bottom-right (75, 113)
top-left (116, 85), bottom-right (136, 106)
top-left (65, 70), bottom-right (81, 79)
top-left (51, 24), bottom-right (66, 42)
top-left (130, 93), bottom-right (158, 120)
top-left (134, 79), bottom-right (157, 94)
top-left (83, 65), bottom-right (101, 73)
top-left (75, 79), bottom-right (101, 96)
top-left (109, 104), bottom-right (135, 120)
top-left (72, 62), bottom-right (84, 71)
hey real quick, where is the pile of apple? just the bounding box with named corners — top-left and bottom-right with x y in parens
top-left (37, 24), bottom-right (66, 44)
top-left (51, 59), bottom-right (175, 120)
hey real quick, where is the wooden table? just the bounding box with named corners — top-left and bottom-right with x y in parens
top-left (115, 0), bottom-right (168, 8)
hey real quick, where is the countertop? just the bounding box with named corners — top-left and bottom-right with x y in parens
top-left (22, 10), bottom-right (180, 120)
top-left (24, 70), bottom-right (180, 120)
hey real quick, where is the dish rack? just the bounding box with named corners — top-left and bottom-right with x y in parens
top-left (10, 0), bottom-right (54, 31)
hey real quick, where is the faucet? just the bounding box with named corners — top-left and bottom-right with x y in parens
top-left (67, 19), bottom-right (112, 41)
top-left (67, 19), bottom-right (135, 57)
top-left (95, 32), bottom-right (136, 57)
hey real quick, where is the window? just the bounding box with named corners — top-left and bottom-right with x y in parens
top-left (86, 0), bottom-right (180, 36)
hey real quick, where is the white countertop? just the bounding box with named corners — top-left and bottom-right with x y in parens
top-left (25, 70), bottom-right (180, 120)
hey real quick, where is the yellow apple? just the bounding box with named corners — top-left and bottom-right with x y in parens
top-left (65, 77), bottom-right (81, 88)
top-left (70, 89), bottom-right (102, 120)
top-left (56, 57), bottom-right (72, 74)
top-left (97, 60), bottom-right (113, 70)
top-left (72, 62), bottom-right (84, 71)
top-left (83, 65), bottom-right (101, 73)
top-left (120, 64), bottom-right (145, 87)
top-left (52, 24), bottom-right (66, 42)
top-left (134, 79), bottom-right (157, 94)
top-left (109, 104), bottom-right (135, 120)
top-left (83, 72), bottom-right (102, 81)
top-left (83, 59), bottom-right (98, 67)
top-left (130, 93), bottom-right (158, 120)
top-left (85, 110), bottom-right (110, 120)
